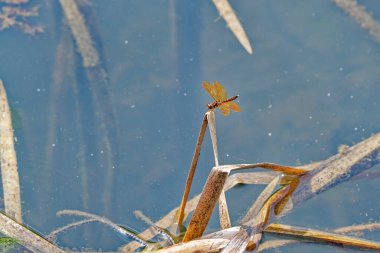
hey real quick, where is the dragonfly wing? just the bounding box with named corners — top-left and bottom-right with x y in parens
top-left (219, 104), bottom-right (231, 116)
top-left (227, 101), bottom-right (241, 112)
top-left (202, 81), bottom-right (219, 101)
top-left (213, 81), bottom-right (227, 101)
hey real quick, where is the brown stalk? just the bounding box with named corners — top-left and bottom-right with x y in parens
top-left (177, 113), bottom-right (208, 226)
top-left (183, 166), bottom-right (230, 242)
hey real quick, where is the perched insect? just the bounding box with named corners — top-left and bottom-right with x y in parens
top-left (202, 81), bottom-right (241, 116)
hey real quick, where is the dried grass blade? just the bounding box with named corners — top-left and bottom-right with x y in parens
top-left (212, 0), bottom-right (253, 54)
top-left (0, 80), bottom-right (22, 223)
top-left (218, 191), bottom-right (231, 229)
top-left (266, 223), bottom-right (380, 251)
top-left (292, 132), bottom-right (380, 206)
top-left (207, 111), bottom-right (219, 166)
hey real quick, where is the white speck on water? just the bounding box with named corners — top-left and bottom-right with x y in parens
top-left (218, 48), bottom-right (223, 52)
top-left (354, 127), bottom-right (358, 131)
top-left (36, 88), bottom-right (41, 92)
top-left (124, 40), bottom-right (128, 44)
top-left (90, 153), bottom-right (94, 157)
top-left (327, 92), bottom-right (331, 97)
top-left (308, 115), bottom-right (313, 120)
top-left (183, 92), bottom-right (188, 96)
top-left (350, 95), bottom-right (354, 99)
top-left (130, 104), bottom-right (136, 109)
top-left (226, 154), bottom-right (230, 157)
top-left (314, 139), bottom-right (319, 143)
top-left (268, 132), bottom-right (272, 137)
top-left (51, 143), bottom-right (56, 147)
top-left (268, 104), bottom-right (273, 109)
top-left (100, 150), bottom-right (104, 154)
top-left (339, 67), bottom-right (343, 71)
top-left (362, 128), bottom-right (366, 132)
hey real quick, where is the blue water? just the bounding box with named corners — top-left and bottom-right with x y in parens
top-left (1, 0), bottom-right (380, 251)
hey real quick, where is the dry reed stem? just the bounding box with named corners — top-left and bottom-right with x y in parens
top-left (259, 222), bottom-right (380, 251)
top-left (334, 0), bottom-right (380, 42)
top-left (212, 0), bottom-right (253, 54)
top-left (207, 111), bottom-right (231, 229)
top-left (0, 79), bottom-right (22, 223)
top-left (177, 114), bottom-right (208, 226)
top-left (266, 223), bottom-right (380, 251)
top-left (183, 166), bottom-right (230, 242)
top-left (207, 111), bottom-right (219, 166)
top-left (218, 192), bottom-right (231, 229)
top-left (292, 132), bottom-right (380, 206)
top-left (0, 211), bottom-right (65, 253)
top-left (59, 0), bottom-right (99, 67)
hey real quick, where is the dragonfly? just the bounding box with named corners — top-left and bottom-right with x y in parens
top-left (202, 81), bottom-right (241, 116)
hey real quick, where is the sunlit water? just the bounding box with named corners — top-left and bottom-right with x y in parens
top-left (1, 0), bottom-right (380, 252)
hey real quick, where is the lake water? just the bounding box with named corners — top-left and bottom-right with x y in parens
top-left (1, 0), bottom-right (380, 252)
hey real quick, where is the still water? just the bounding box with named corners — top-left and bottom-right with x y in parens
top-left (1, 0), bottom-right (380, 252)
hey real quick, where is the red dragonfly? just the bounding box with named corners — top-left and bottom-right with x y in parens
top-left (202, 81), bottom-right (241, 116)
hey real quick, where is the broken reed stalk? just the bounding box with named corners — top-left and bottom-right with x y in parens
top-left (0, 79), bottom-right (22, 223)
top-left (0, 211), bottom-right (65, 253)
top-left (212, 0), bottom-right (253, 54)
top-left (182, 163), bottom-right (307, 242)
top-left (182, 166), bottom-right (230, 242)
top-left (177, 113), bottom-right (208, 227)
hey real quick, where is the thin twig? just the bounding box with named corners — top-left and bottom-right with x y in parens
top-left (177, 113), bottom-right (208, 226)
